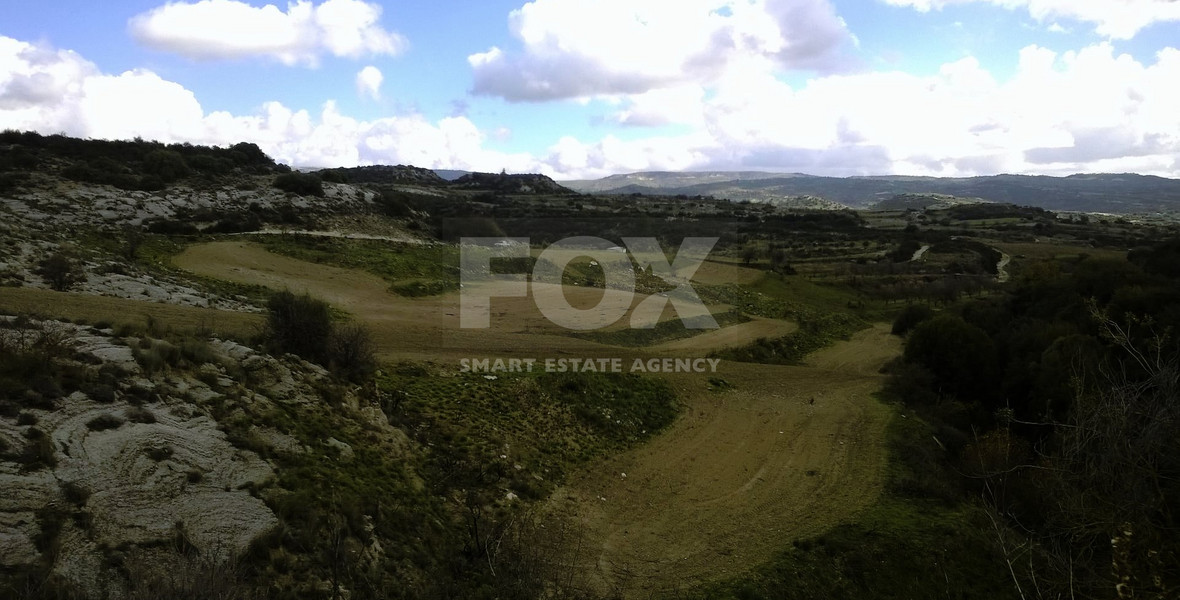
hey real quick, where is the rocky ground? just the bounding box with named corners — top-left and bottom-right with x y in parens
top-left (0, 315), bottom-right (377, 597)
top-left (0, 174), bottom-right (383, 311)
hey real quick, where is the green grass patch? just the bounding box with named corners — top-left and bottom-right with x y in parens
top-left (700, 271), bottom-right (885, 319)
top-left (209, 377), bottom-right (446, 596)
top-left (378, 368), bottom-right (680, 498)
top-left (568, 310), bottom-right (750, 347)
top-left (73, 230), bottom-right (271, 307)
top-left (698, 283), bottom-right (795, 319)
top-left (254, 234), bottom-right (461, 297)
top-left (709, 311), bottom-right (867, 365)
top-left (678, 407), bottom-right (1019, 600)
top-left (220, 365), bottom-right (679, 596)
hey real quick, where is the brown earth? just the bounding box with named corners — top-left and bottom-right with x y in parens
top-left (0, 286), bottom-right (262, 339)
top-left (172, 241), bottom-right (795, 362)
top-left (550, 325), bottom-right (900, 597)
top-left (170, 241), bottom-right (901, 597)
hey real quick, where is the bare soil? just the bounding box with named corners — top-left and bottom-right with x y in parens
top-left (170, 241), bottom-right (902, 597)
top-left (172, 241), bottom-right (795, 362)
top-left (550, 325), bottom-right (900, 597)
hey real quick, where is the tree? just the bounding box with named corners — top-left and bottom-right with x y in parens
top-left (1052, 309), bottom-right (1180, 598)
top-left (891, 303), bottom-right (935, 336)
top-left (740, 245), bottom-right (759, 265)
top-left (984, 309), bottom-right (1180, 600)
top-left (36, 252), bottom-right (84, 291)
top-left (264, 291), bottom-right (332, 361)
top-left (263, 291), bottom-right (377, 382)
top-left (273, 172), bottom-right (324, 197)
top-left (142, 149), bottom-right (190, 183)
top-left (904, 314), bottom-right (998, 403)
top-left (325, 322), bottom-right (376, 382)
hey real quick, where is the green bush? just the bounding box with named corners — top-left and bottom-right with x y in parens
top-left (142, 149), bottom-right (190, 183)
top-left (36, 252), bottom-right (85, 292)
top-left (86, 414), bottom-right (125, 431)
top-left (891, 304), bottom-right (935, 336)
top-left (264, 291), bottom-right (332, 362)
top-left (273, 172), bottom-right (324, 197)
top-left (904, 314), bottom-right (998, 403)
top-left (325, 322), bottom-right (376, 382)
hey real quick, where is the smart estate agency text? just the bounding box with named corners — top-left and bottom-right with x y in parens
top-left (459, 357), bottom-right (723, 374)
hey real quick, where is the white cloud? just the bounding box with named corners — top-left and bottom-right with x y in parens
top-left (2, 34), bottom-right (1179, 181)
top-left (356, 65), bottom-right (382, 100)
top-left (880, 0), bottom-right (1180, 39)
top-left (0, 36), bottom-right (531, 172)
top-left (469, 0), bottom-right (857, 101)
top-left (128, 0), bottom-right (406, 66)
top-left (552, 42), bottom-right (1180, 178)
top-left (604, 84), bottom-right (708, 128)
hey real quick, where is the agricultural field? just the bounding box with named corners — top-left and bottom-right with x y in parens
top-left (1, 134), bottom-right (1178, 599)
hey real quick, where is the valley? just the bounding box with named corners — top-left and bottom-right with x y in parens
top-left (1, 132), bottom-right (1178, 599)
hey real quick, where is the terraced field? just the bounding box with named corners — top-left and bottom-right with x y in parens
top-left (173, 240), bottom-right (899, 597)
top-left (551, 326), bottom-right (898, 597)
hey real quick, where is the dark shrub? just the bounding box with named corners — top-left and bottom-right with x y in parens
top-left (37, 252), bottom-right (85, 291)
top-left (905, 315), bottom-right (998, 404)
top-left (126, 406), bottom-right (156, 424)
top-left (318, 169), bottom-right (349, 184)
top-left (273, 172), bottom-right (324, 197)
top-left (146, 218), bottom-right (199, 235)
top-left (264, 291), bottom-right (332, 362)
top-left (376, 190), bottom-right (412, 217)
top-left (142, 149), bottom-right (190, 182)
top-left (891, 304), bottom-right (935, 336)
top-left (86, 414), bottom-right (125, 431)
top-left (89, 383), bottom-right (116, 403)
top-left (264, 291), bottom-right (378, 382)
top-left (326, 322), bottom-right (377, 382)
top-left (206, 211), bottom-right (262, 234)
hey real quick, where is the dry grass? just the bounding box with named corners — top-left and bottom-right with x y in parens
top-left (0, 287), bottom-right (261, 340)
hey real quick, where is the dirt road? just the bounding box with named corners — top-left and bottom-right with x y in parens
top-left (551, 325), bottom-right (899, 597)
top-left (173, 241), bottom-right (796, 362)
top-left (174, 241), bottom-right (901, 596)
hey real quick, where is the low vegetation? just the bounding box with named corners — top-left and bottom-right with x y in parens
top-left (263, 290), bottom-right (376, 381)
top-left (686, 413), bottom-right (1019, 600)
top-left (256, 235), bottom-right (461, 297)
top-left (569, 310), bottom-right (749, 346)
top-left (881, 239), bottom-right (1180, 599)
top-left (710, 311), bottom-right (866, 365)
top-left (4, 131), bottom-right (1180, 599)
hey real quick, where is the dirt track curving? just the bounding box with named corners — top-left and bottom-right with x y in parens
top-left (551, 325), bottom-right (899, 597)
top-left (173, 241), bottom-right (900, 596)
top-left (173, 241), bottom-right (796, 362)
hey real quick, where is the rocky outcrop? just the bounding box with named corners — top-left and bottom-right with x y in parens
top-left (319, 164), bottom-right (449, 186)
top-left (0, 317), bottom-right (362, 596)
top-left (452, 172), bottom-right (577, 195)
top-left (0, 175), bottom-right (385, 310)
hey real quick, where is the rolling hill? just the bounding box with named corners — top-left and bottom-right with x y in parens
top-left (561, 171), bottom-right (1180, 213)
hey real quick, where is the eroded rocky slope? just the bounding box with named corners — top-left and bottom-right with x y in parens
top-left (0, 316), bottom-right (396, 597)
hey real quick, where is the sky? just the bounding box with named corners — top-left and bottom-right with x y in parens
top-left (1, 0), bottom-right (1179, 179)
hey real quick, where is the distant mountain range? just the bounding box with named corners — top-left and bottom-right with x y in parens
top-left (560, 171), bottom-right (1180, 214)
top-left (433, 169), bottom-right (469, 181)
